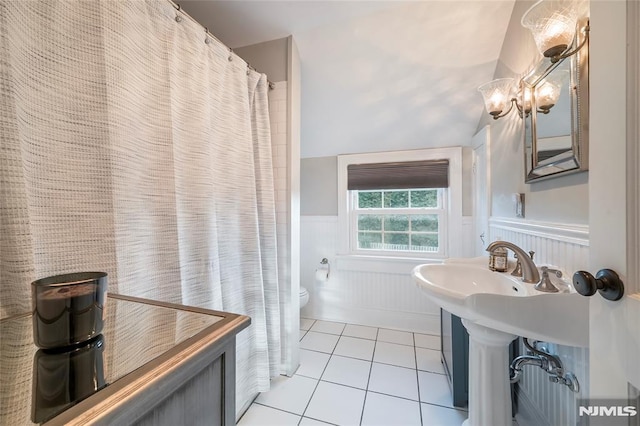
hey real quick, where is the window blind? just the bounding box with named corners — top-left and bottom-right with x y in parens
top-left (347, 159), bottom-right (449, 190)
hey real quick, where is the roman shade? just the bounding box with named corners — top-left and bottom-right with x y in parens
top-left (347, 159), bottom-right (449, 190)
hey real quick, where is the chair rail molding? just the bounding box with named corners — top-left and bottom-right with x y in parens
top-left (489, 217), bottom-right (589, 246)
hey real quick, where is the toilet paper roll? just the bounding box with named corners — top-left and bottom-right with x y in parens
top-left (315, 265), bottom-right (329, 282)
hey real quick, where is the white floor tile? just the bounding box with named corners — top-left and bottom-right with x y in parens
top-left (361, 392), bottom-right (422, 426)
top-left (244, 321), bottom-right (463, 426)
top-left (343, 324), bottom-right (378, 340)
top-left (321, 355), bottom-right (372, 389)
top-left (421, 403), bottom-right (468, 426)
top-left (416, 347), bottom-right (445, 374)
top-left (414, 333), bottom-right (440, 350)
top-left (333, 336), bottom-right (376, 361)
top-left (300, 331), bottom-right (340, 354)
top-left (377, 328), bottom-right (414, 346)
top-left (297, 349), bottom-right (331, 379)
top-left (368, 363), bottom-right (419, 401)
top-left (300, 318), bottom-right (315, 331)
top-left (300, 329), bottom-right (308, 341)
top-left (310, 320), bottom-right (346, 335)
top-left (418, 371), bottom-right (454, 408)
top-left (374, 341), bottom-right (416, 369)
top-left (238, 403), bottom-right (301, 426)
top-left (299, 417), bottom-right (334, 426)
top-left (305, 381), bottom-right (366, 426)
top-left (255, 375), bottom-right (318, 415)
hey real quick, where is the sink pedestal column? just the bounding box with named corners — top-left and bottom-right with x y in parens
top-left (461, 320), bottom-right (517, 426)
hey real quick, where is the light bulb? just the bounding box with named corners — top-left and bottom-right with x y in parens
top-left (522, 1), bottom-right (579, 58)
top-left (478, 78), bottom-right (514, 117)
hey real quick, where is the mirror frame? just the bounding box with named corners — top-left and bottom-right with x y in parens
top-left (522, 18), bottom-right (589, 183)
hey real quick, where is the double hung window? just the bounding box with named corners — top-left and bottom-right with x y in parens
top-left (338, 148), bottom-right (463, 260)
top-left (345, 158), bottom-right (449, 258)
top-left (351, 188), bottom-right (446, 255)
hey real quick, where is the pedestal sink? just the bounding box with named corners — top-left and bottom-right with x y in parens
top-left (412, 257), bottom-right (588, 426)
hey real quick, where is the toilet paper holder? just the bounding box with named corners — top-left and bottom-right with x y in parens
top-left (316, 258), bottom-right (330, 281)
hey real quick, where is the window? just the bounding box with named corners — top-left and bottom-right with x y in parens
top-left (338, 148), bottom-right (463, 260)
top-left (351, 188), bottom-right (446, 255)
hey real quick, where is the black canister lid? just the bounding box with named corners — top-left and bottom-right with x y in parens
top-left (32, 272), bottom-right (107, 288)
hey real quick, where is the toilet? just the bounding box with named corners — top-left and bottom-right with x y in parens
top-left (299, 286), bottom-right (309, 309)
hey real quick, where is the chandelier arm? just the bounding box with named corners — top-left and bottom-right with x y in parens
top-left (492, 98), bottom-right (518, 120)
top-left (551, 24), bottom-right (590, 64)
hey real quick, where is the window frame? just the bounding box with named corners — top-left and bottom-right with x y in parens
top-left (337, 147), bottom-right (463, 260)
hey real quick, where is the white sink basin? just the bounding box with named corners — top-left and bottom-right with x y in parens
top-left (413, 258), bottom-right (588, 347)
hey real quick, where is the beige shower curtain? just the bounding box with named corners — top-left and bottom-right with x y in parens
top-left (0, 0), bottom-right (281, 415)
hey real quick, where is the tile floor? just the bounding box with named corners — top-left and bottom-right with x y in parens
top-left (238, 319), bottom-right (468, 426)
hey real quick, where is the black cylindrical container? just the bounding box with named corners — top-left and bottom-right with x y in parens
top-left (31, 272), bottom-right (107, 349)
top-left (32, 334), bottom-right (106, 423)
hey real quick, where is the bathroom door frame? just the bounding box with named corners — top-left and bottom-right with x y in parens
top-left (472, 126), bottom-right (491, 257)
top-left (587, 0), bottom-right (640, 405)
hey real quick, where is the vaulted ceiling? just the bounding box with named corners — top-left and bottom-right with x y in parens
top-left (179, 1), bottom-right (516, 158)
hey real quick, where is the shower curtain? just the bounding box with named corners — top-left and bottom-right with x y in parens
top-left (0, 0), bottom-right (282, 414)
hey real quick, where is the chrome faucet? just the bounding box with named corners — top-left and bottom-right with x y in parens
top-left (486, 241), bottom-right (540, 283)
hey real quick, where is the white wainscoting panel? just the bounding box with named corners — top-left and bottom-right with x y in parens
top-left (489, 217), bottom-right (590, 426)
top-left (489, 217), bottom-right (589, 273)
top-left (517, 340), bottom-right (590, 426)
top-left (300, 216), bottom-right (440, 334)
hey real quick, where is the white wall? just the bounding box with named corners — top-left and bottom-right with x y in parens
top-left (268, 81), bottom-right (299, 377)
top-left (286, 36), bottom-right (302, 376)
top-left (300, 216), bottom-right (443, 334)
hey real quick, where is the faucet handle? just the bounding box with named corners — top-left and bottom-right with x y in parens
top-left (528, 251), bottom-right (535, 260)
top-left (534, 266), bottom-right (560, 293)
top-left (543, 266), bottom-right (563, 278)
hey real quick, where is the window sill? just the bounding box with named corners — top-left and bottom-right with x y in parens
top-left (335, 254), bottom-right (442, 274)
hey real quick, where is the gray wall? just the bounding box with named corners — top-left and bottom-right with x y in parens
top-left (234, 38), bottom-right (288, 82)
top-left (300, 156), bottom-right (338, 216)
top-left (300, 152), bottom-right (473, 217)
top-left (479, 0), bottom-right (589, 224)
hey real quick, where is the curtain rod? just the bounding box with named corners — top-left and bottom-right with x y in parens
top-left (168, 0), bottom-right (276, 90)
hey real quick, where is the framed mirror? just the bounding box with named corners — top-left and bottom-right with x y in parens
top-left (522, 21), bottom-right (589, 183)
